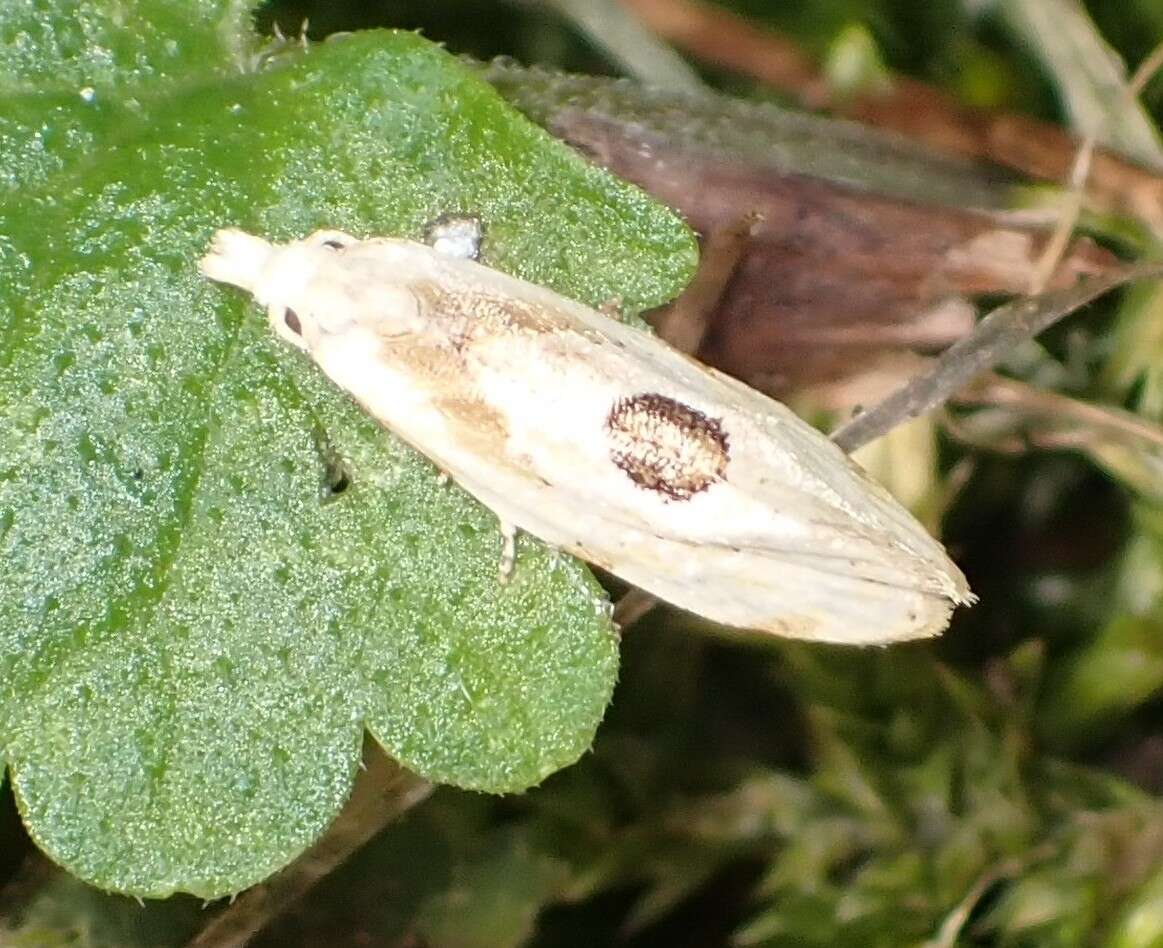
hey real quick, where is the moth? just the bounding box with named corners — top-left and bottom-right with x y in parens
top-left (200, 227), bottom-right (972, 644)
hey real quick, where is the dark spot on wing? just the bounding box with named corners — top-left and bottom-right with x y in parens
top-left (283, 308), bottom-right (302, 336)
top-left (605, 393), bottom-right (729, 501)
top-left (410, 282), bottom-right (560, 345)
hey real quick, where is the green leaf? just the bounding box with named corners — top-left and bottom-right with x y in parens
top-left (0, 0), bottom-right (255, 90)
top-left (1108, 862), bottom-right (1163, 948)
top-left (0, 16), bottom-right (695, 899)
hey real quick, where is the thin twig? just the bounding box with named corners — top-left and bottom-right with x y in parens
top-left (612, 588), bottom-right (660, 629)
top-left (830, 262), bottom-right (1163, 453)
top-left (925, 843), bottom-right (1056, 948)
top-left (186, 745), bottom-right (432, 948)
top-left (954, 374), bottom-right (1163, 450)
top-left (1029, 40), bottom-right (1163, 293)
top-left (619, 0), bottom-right (827, 103)
top-left (619, 0), bottom-right (1163, 236)
top-left (531, 0), bottom-right (706, 93)
top-left (937, 405), bottom-right (1030, 455)
top-left (650, 213), bottom-right (761, 356)
top-left (1027, 153), bottom-right (1092, 295)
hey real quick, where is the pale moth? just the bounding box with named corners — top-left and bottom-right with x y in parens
top-left (200, 225), bottom-right (972, 644)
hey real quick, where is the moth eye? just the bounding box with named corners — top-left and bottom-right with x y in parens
top-left (321, 239), bottom-right (345, 250)
top-left (283, 308), bottom-right (303, 336)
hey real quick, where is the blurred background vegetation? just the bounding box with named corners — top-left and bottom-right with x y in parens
top-left (4, 0), bottom-right (1163, 945)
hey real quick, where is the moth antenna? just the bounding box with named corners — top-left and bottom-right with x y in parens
top-left (199, 228), bottom-right (275, 294)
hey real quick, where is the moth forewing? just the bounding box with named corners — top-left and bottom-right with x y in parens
top-left (200, 228), bottom-right (973, 645)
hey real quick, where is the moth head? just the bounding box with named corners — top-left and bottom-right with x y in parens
top-left (255, 230), bottom-right (360, 352)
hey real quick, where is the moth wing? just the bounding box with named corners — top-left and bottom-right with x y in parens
top-left (273, 241), bottom-right (971, 645)
top-left (448, 284), bottom-right (970, 644)
top-left (616, 333), bottom-right (971, 643)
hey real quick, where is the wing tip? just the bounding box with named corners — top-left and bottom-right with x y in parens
top-left (749, 578), bottom-right (972, 646)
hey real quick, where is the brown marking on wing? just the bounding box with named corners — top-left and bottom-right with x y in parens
top-left (606, 393), bottom-right (730, 501)
top-left (412, 282), bottom-right (561, 346)
top-left (376, 329), bottom-right (468, 383)
top-left (433, 394), bottom-right (511, 442)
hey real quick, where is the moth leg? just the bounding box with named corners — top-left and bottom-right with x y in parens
top-left (498, 520), bottom-right (518, 583)
top-left (598, 296), bottom-right (624, 319)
